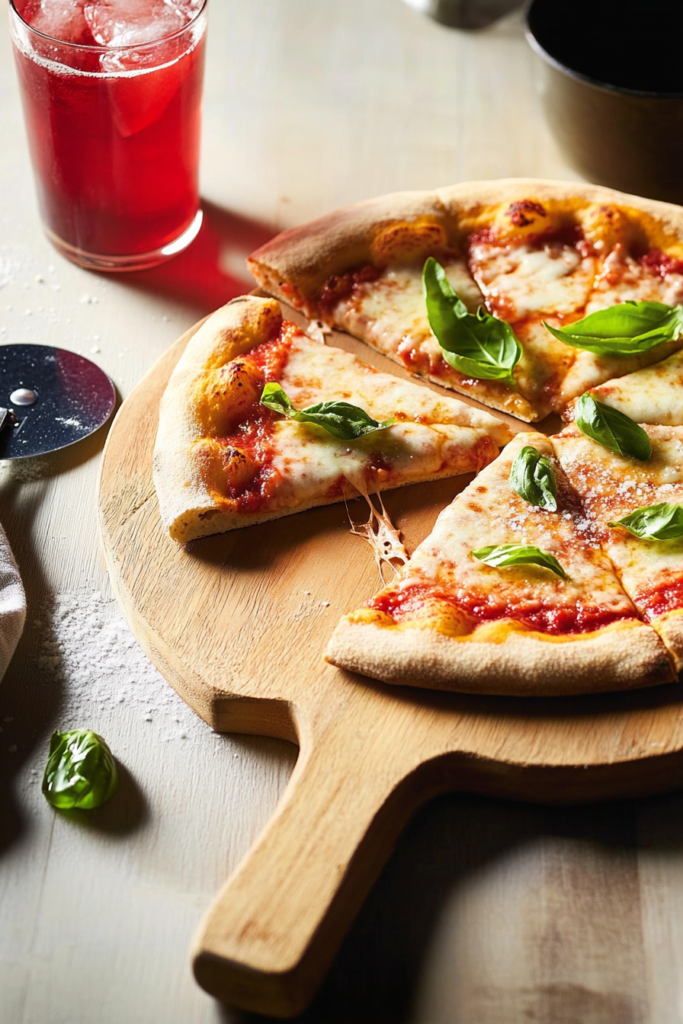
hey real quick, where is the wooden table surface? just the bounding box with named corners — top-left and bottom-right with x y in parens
top-left (2, 2), bottom-right (683, 1022)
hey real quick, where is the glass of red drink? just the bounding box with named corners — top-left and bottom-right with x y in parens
top-left (9, 0), bottom-right (207, 272)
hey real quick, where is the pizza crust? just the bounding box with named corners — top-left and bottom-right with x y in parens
top-left (249, 178), bottom-right (683, 309)
top-left (153, 296), bottom-right (282, 542)
top-left (652, 609), bottom-right (683, 673)
top-left (247, 190), bottom-right (454, 310)
top-left (325, 617), bottom-right (675, 697)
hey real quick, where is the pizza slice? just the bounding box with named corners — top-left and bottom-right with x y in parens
top-left (554, 423), bottom-right (683, 671)
top-left (564, 349), bottom-right (683, 426)
top-left (461, 195), bottom-right (595, 421)
top-left (551, 226), bottom-right (683, 411)
top-left (325, 431), bottom-right (674, 695)
top-left (153, 296), bottom-right (512, 543)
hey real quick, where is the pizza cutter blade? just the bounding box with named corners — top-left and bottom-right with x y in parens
top-left (0, 344), bottom-right (116, 459)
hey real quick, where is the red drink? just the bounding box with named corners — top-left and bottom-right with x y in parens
top-left (9, 0), bottom-right (207, 271)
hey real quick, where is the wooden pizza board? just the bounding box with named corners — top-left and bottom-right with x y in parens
top-left (98, 302), bottom-right (683, 1018)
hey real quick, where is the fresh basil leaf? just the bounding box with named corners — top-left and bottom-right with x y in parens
top-left (260, 380), bottom-right (294, 417)
top-left (509, 445), bottom-right (558, 511)
top-left (260, 382), bottom-right (394, 440)
top-left (543, 300), bottom-right (683, 355)
top-left (423, 257), bottom-right (521, 388)
top-left (574, 394), bottom-right (652, 461)
top-left (608, 502), bottom-right (683, 540)
top-left (42, 729), bottom-right (118, 811)
top-left (472, 543), bottom-right (569, 580)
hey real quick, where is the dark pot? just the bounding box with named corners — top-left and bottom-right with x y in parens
top-left (526, 0), bottom-right (683, 204)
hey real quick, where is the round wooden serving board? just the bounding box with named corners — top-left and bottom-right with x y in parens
top-left (99, 302), bottom-right (683, 1018)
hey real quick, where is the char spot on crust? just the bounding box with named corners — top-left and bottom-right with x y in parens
top-left (505, 200), bottom-right (547, 228)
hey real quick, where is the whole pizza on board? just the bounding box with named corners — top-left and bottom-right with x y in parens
top-left (154, 179), bottom-right (683, 696)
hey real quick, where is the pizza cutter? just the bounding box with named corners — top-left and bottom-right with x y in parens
top-left (0, 344), bottom-right (116, 459)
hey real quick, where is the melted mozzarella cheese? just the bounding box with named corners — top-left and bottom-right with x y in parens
top-left (586, 245), bottom-right (683, 313)
top-left (262, 334), bottom-right (512, 509)
top-left (375, 432), bottom-right (636, 629)
top-left (270, 420), bottom-right (490, 509)
top-left (332, 257), bottom-right (481, 363)
top-left (579, 350), bottom-right (683, 425)
top-left (469, 240), bottom-right (595, 320)
top-left (329, 259), bottom-right (544, 422)
top-left (555, 340), bottom-right (683, 412)
top-left (281, 336), bottom-right (509, 439)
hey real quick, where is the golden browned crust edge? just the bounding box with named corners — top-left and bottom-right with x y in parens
top-left (324, 619), bottom-right (676, 697)
top-left (651, 609), bottom-right (683, 673)
top-left (153, 296), bottom-right (282, 543)
top-left (248, 178), bottom-right (683, 306)
top-left (247, 190), bottom-right (453, 305)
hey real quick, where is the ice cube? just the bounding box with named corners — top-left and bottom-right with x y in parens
top-left (18, 0), bottom-right (96, 45)
top-left (84, 0), bottom-right (203, 48)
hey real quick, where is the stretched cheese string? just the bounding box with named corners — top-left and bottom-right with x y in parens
top-left (345, 479), bottom-right (409, 585)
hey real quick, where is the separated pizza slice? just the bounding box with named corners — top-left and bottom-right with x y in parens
top-left (325, 431), bottom-right (674, 696)
top-left (550, 207), bottom-right (683, 411)
top-left (460, 194), bottom-right (596, 420)
top-left (153, 296), bottom-right (512, 543)
top-left (554, 423), bottom-right (683, 671)
top-left (564, 349), bottom-right (683, 426)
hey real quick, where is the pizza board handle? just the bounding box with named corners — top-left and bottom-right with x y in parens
top-left (191, 695), bottom-right (436, 1017)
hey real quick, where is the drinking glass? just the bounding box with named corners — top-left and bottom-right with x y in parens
top-left (9, 0), bottom-right (208, 271)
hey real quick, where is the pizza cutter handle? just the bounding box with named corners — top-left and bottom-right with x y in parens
top-left (191, 706), bottom-right (427, 1017)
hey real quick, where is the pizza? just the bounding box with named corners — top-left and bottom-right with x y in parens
top-left (153, 295), bottom-right (512, 543)
top-left (152, 179), bottom-right (683, 697)
top-left (324, 430), bottom-right (676, 696)
top-left (248, 179), bottom-right (683, 423)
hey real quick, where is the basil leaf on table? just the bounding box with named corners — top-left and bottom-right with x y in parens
top-left (42, 729), bottom-right (118, 811)
top-left (509, 445), bottom-right (558, 512)
top-left (260, 382), bottom-right (394, 441)
top-left (574, 394), bottom-right (652, 462)
top-left (543, 300), bottom-right (683, 355)
top-left (472, 543), bottom-right (569, 580)
top-left (608, 502), bottom-right (683, 540)
top-left (423, 256), bottom-right (522, 388)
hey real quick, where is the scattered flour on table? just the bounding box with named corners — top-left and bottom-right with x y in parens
top-left (34, 589), bottom-right (200, 740)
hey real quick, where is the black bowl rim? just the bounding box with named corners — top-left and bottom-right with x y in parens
top-left (524, 0), bottom-right (683, 101)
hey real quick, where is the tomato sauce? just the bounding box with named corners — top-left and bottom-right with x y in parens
top-left (639, 249), bottom-right (683, 279)
top-left (370, 582), bottom-right (635, 636)
top-left (214, 323), bottom-right (300, 513)
top-left (635, 579), bottom-right (683, 621)
top-left (318, 263), bottom-right (382, 319)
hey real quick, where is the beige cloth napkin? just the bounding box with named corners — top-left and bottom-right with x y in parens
top-left (0, 524), bottom-right (25, 681)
